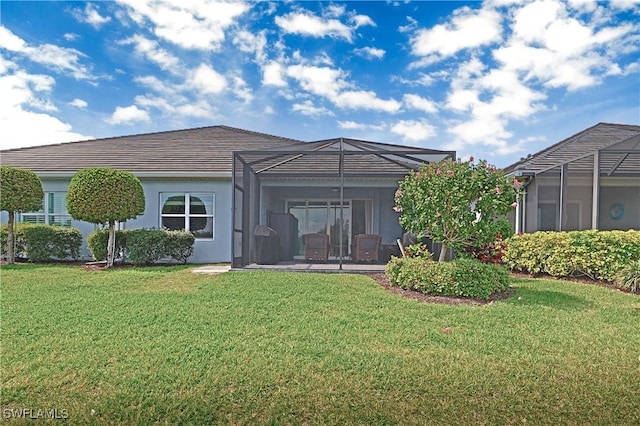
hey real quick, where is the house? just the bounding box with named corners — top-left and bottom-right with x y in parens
top-left (0, 126), bottom-right (455, 265)
top-left (504, 123), bottom-right (640, 234)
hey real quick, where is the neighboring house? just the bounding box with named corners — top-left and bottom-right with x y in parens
top-left (504, 123), bottom-right (640, 234)
top-left (1, 125), bottom-right (455, 265)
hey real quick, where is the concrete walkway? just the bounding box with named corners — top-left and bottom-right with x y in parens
top-left (191, 264), bottom-right (231, 275)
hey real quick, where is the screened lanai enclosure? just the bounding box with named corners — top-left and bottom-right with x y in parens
top-left (512, 133), bottom-right (640, 233)
top-left (232, 138), bottom-right (455, 268)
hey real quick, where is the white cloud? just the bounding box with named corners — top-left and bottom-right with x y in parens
top-left (119, 34), bottom-right (180, 72)
top-left (231, 75), bottom-right (253, 103)
top-left (335, 90), bottom-right (401, 113)
top-left (410, 7), bottom-right (502, 59)
top-left (434, 0), bottom-right (639, 158)
top-left (286, 64), bottom-right (401, 113)
top-left (0, 26), bottom-right (27, 51)
top-left (116, 0), bottom-right (250, 51)
top-left (403, 94), bottom-right (438, 113)
top-left (0, 63), bottom-right (91, 149)
top-left (292, 100), bottom-right (334, 117)
top-left (262, 61), bottom-right (287, 87)
top-left (63, 33), bottom-right (79, 41)
top-left (275, 6), bottom-right (374, 42)
top-left (69, 98), bottom-right (88, 108)
top-left (276, 12), bottom-right (354, 41)
top-left (0, 26), bottom-right (95, 81)
top-left (136, 95), bottom-right (216, 119)
top-left (286, 65), bottom-right (346, 97)
top-left (337, 120), bottom-right (385, 131)
top-left (233, 30), bottom-right (267, 64)
top-left (107, 105), bottom-right (150, 125)
top-left (390, 120), bottom-right (437, 143)
top-left (189, 64), bottom-right (227, 94)
top-left (353, 47), bottom-right (385, 59)
top-left (73, 3), bottom-right (112, 29)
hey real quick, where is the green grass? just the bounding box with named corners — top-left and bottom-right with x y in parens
top-left (1, 264), bottom-right (639, 425)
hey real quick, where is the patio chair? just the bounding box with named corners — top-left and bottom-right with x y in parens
top-left (303, 233), bottom-right (330, 262)
top-left (351, 234), bottom-right (382, 263)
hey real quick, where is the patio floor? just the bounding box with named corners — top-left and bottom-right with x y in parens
top-left (235, 260), bottom-right (387, 274)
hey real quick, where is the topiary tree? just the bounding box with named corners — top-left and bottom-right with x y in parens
top-left (67, 168), bottom-right (145, 267)
top-left (0, 166), bottom-right (44, 264)
top-left (394, 158), bottom-right (522, 262)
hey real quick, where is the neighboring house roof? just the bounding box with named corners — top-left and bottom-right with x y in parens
top-left (0, 125), bottom-right (304, 177)
top-left (504, 122), bottom-right (640, 175)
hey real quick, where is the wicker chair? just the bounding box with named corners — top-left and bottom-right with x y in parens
top-left (351, 234), bottom-right (381, 263)
top-left (303, 233), bottom-right (329, 262)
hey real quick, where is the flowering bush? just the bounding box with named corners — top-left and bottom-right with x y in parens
top-left (394, 158), bottom-right (521, 261)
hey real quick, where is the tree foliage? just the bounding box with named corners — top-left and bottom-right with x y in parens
top-left (67, 168), bottom-right (145, 224)
top-left (0, 166), bottom-right (44, 213)
top-left (0, 166), bottom-right (44, 264)
top-left (67, 168), bottom-right (145, 267)
top-left (394, 158), bottom-right (521, 261)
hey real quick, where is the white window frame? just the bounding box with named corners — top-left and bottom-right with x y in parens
top-left (159, 192), bottom-right (215, 240)
top-left (21, 192), bottom-right (72, 227)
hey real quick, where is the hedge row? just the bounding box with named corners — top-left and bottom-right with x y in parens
top-left (1, 224), bottom-right (82, 262)
top-left (88, 228), bottom-right (195, 264)
top-left (385, 257), bottom-right (511, 300)
top-left (501, 230), bottom-right (640, 282)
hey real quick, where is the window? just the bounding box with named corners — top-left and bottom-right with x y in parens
top-left (160, 193), bottom-right (214, 239)
top-left (21, 192), bottom-right (72, 227)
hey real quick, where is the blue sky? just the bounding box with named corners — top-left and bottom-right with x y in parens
top-left (1, 0), bottom-right (638, 168)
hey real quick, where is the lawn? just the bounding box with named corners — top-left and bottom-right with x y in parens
top-left (1, 264), bottom-right (639, 425)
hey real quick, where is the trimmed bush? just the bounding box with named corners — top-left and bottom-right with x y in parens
top-left (1, 224), bottom-right (82, 262)
top-left (615, 260), bottom-right (640, 294)
top-left (87, 228), bottom-right (195, 265)
top-left (502, 230), bottom-right (640, 282)
top-left (385, 256), bottom-right (510, 300)
top-left (164, 230), bottom-right (195, 264)
top-left (87, 230), bottom-right (127, 262)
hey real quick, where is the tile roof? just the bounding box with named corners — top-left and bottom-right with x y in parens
top-left (0, 125), bottom-right (303, 177)
top-left (504, 122), bottom-right (640, 175)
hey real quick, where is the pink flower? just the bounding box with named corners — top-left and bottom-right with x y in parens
top-left (495, 186), bottom-right (502, 194)
top-left (469, 156), bottom-right (474, 162)
top-left (447, 170), bottom-right (454, 176)
top-left (393, 206), bottom-right (402, 212)
top-left (511, 202), bottom-right (518, 209)
top-left (395, 189), bottom-right (403, 197)
top-left (436, 169), bottom-right (442, 175)
top-left (513, 179), bottom-right (521, 188)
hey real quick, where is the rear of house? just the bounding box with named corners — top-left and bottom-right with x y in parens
top-left (1, 125), bottom-right (455, 264)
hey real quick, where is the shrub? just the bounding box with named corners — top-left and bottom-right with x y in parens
top-left (126, 229), bottom-right (169, 265)
top-left (385, 256), bottom-right (510, 300)
top-left (164, 230), bottom-right (195, 264)
top-left (87, 230), bottom-right (127, 262)
top-left (615, 260), bottom-right (640, 294)
top-left (502, 230), bottom-right (640, 282)
top-left (403, 243), bottom-right (433, 259)
top-left (0, 224), bottom-right (82, 262)
top-left (87, 228), bottom-right (195, 264)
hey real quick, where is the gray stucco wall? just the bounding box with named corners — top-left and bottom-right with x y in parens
top-left (1, 177), bottom-right (233, 263)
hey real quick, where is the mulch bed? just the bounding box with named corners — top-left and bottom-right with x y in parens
top-left (368, 273), bottom-right (516, 305)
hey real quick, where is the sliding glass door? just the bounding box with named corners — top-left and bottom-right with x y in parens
top-left (286, 199), bottom-right (371, 257)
